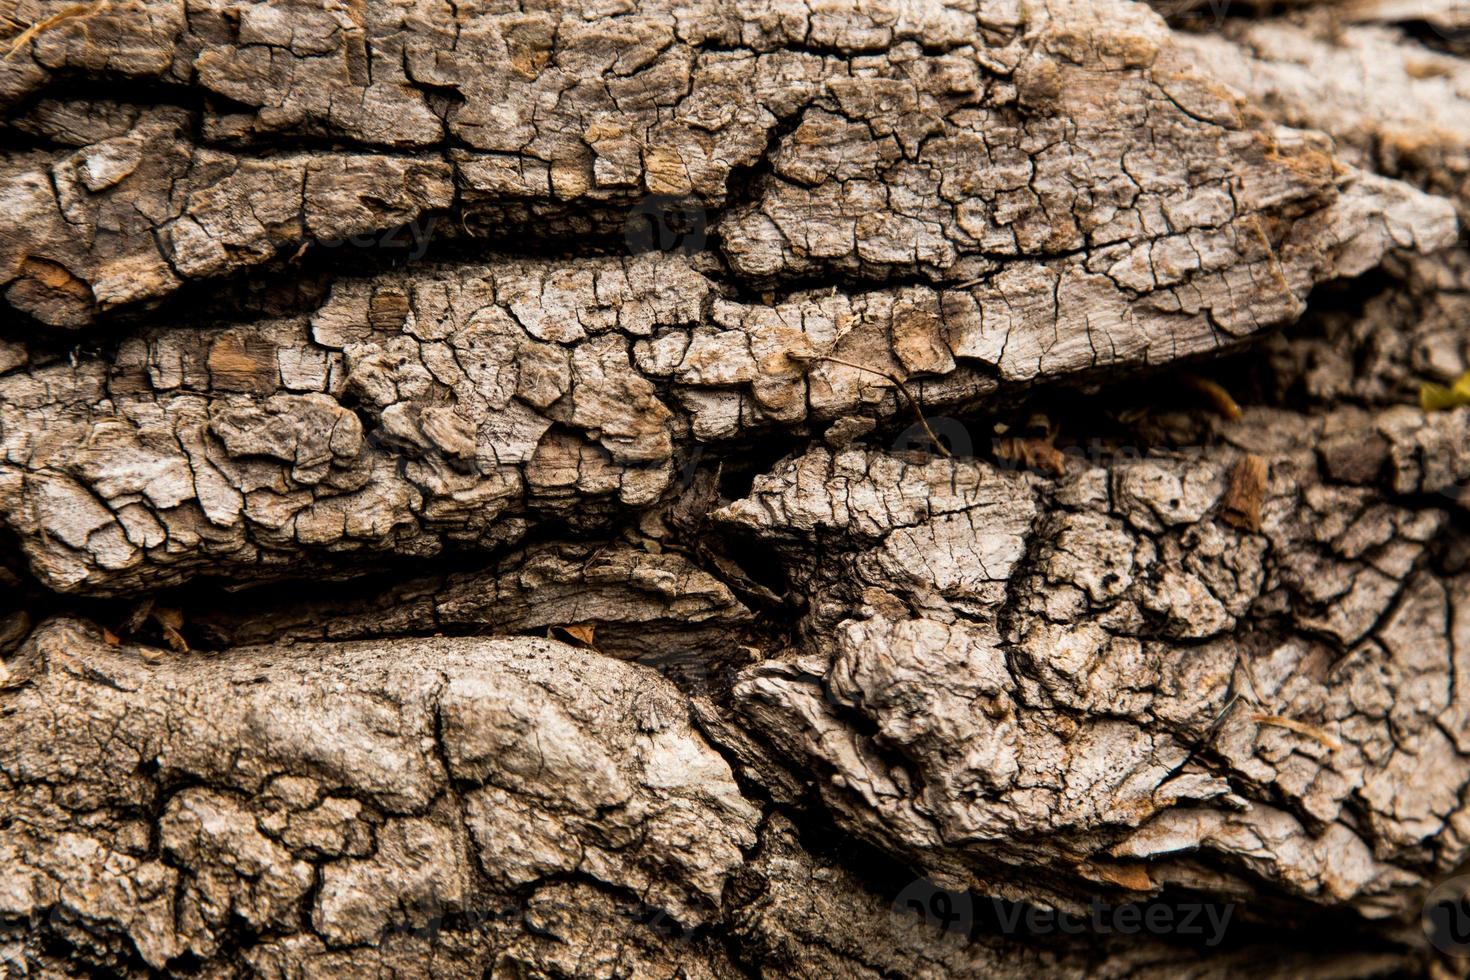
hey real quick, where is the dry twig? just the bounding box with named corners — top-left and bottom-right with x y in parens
top-left (1180, 372), bottom-right (1243, 421)
top-left (1251, 713), bottom-right (1342, 752)
top-left (3, 0), bottom-right (112, 61)
top-left (786, 351), bottom-right (953, 458)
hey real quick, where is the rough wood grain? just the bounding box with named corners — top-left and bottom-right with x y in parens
top-left (2, 0), bottom-right (1469, 976)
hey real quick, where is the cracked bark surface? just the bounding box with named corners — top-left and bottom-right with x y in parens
top-left (3, 0), bottom-right (1470, 976)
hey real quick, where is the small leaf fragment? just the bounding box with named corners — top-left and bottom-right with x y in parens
top-left (552, 624), bottom-right (597, 649)
top-left (151, 607), bottom-right (184, 631)
top-left (160, 624), bottom-right (189, 654)
top-left (994, 436), bottom-right (1066, 476)
top-left (1080, 860), bottom-right (1154, 891)
top-left (1420, 370), bottom-right (1470, 412)
top-left (1220, 454), bottom-right (1268, 533)
top-left (123, 598), bottom-right (153, 634)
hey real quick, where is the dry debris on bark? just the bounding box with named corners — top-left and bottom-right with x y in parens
top-left (3, 0), bottom-right (1470, 976)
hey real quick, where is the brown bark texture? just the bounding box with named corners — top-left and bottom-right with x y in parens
top-left (3, 0), bottom-right (1470, 976)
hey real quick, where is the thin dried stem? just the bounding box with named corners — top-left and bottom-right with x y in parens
top-left (1180, 372), bottom-right (1243, 421)
top-left (1251, 713), bottom-right (1343, 752)
top-left (3, 0), bottom-right (111, 62)
top-left (786, 351), bottom-right (952, 458)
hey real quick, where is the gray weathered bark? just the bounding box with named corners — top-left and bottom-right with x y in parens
top-left (3, 0), bottom-right (1470, 976)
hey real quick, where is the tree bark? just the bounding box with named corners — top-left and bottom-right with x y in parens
top-left (2, 0), bottom-right (1470, 976)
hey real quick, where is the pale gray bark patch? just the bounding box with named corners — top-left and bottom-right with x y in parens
top-left (0, 0), bottom-right (1455, 326)
top-left (0, 175), bottom-right (1454, 595)
top-left (707, 435), bottom-right (1468, 915)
